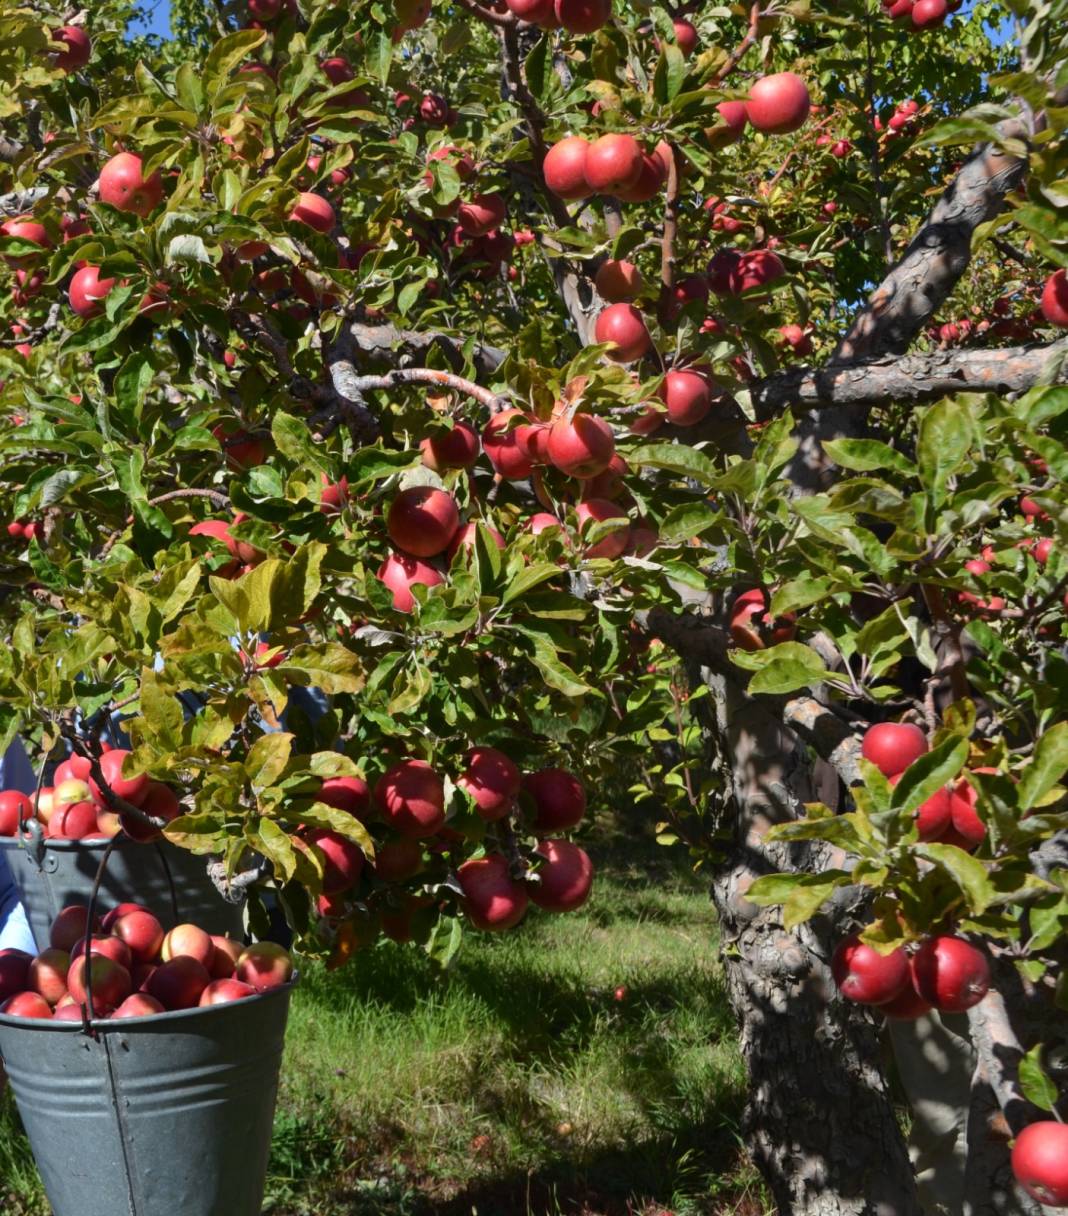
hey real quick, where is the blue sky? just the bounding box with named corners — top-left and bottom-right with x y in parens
top-left (129, 1), bottom-right (170, 37)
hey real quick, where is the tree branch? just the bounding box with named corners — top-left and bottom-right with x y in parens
top-left (966, 985), bottom-right (1044, 1136)
top-left (710, 3), bottom-right (761, 86)
top-left (328, 361), bottom-right (508, 415)
top-left (342, 321), bottom-right (506, 378)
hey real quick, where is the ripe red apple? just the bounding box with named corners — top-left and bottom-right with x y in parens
top-left (584, 133), bottom-right (643, 194)
top-left (447, 521), bottom-right (506, 560)
top-left (910, 935), bottom-right (990, 1012)
top-left (458, 855), bottom-right (529, 931)
top-left (161, 923), bottom-right (215, 968)
top-left (861, 722), bottom-right (928, 778)
top-left (660, 369), bottom-right (712, 427)
top-left (290, 191), bottom-right (335, 233)
top-left (68, 265), bottom-right (117, 318)
top-left (943, 770), bottom-right (994, 851)
top-left (529, 839), bottom-right (594, 912)
top-left (305, 828), bottom-right (364, 894)
top-left (199, 978), bottom-right (257, 1006)
top-left (0, 789), bottom-right (32, 834)
top-left (1040, 269), bottom-right (1068, 328)
top-left (148, 956), bottom-right (211, 1009)
top-left (421, 420), bottom-right (480, 470)
top-left (778, 324), bottom-right (813, 356)
top-left (672, 18), bottom-right (698, 56)
top-left (212, 423), bottom-right (268, 471)
top-left (614, 150), bottom-right (668, 203)
top-left (831, 934), bottom-right (910, 1005)
top-left (0, 949), bottom-right (32, 1001)
top-left (377, 551), bottom-right (445, 613)
top-left (235, 942), bottom-right (294, 991)
top-left (111, 910), bottom-right (165, 964)
top-left (49, 801), bottom-right (100, 839)
top-left (67, 954), bottom-right (132, 1010)
top-left (112, 993), bottom-right (166, 1018)
top-left (375, 759), bottom-right (446, 837)
top-left (101, 903), bottom-right (150, 933)
top-left (458, 194), bottom-right (506, 237)
top-left (387, 486), bottom-right (460, 557)
top-left (1, 217), bottom-right (52, 264)
top-left (594, 303), bottom-right (651, 363)
top-left (121, 780), bottom-right (180, 842)
top-left (51, 25), bottom-right (92, 70)
top-left (547, 413), bottom-right (615, 479)
top-left (483, 409), bottom-right (536, 479)
top-left (98, 152), bottom-right (164, 217)
top-left (705, 100), bottom-right (748, 147)
top-left (595, 259), bottom-right (643, 302)
top-left (394, 0), bottom-right (432, 31)
top-left (729, 588), bottom-right (796, 650)
top-left (554, 0), bottom-right (611, 33)
top-left (523, 768), bottom-right (586, 830)
top-left (889, 774), bottom-right (953, 841)
top-left (911, 0), bottom-right (947, 27)
top-left (576, 498), bottom-right (630, 559)
top-left (746, 73), bottom-right (811, 134)
top-left (373, 837), bottom-right (425, 882)
top-left (1012, 1122), bottom-right (1068, 1207)
top-left (89, 747), bottom-right (149, 807)
top-left (1, 992), bottom-right (54, 1019)
top-left (53, 1002), bottom-right (89, 1022)
top-left (209, 936), bottom-right (243, 979)
top-left (459, 747), bottom-right (522, 821)
top-left (318, 774), bottom-right (371, 817)
top-left (878, 984), bottom-right (933, 1020)
top-left (543, 136), bottom-right (591, 200)
top-left (506, 0), bottom-right (556, 19)
top-left (71, 934), bottom-right (132, 970)
top-left (248, 0), bottom-right (283, 16)
top-left (50, 906), bottom-right (95, 953)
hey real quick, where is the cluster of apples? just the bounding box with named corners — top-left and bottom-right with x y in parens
top-left (306, 758), bottom-right (593, 932)
top-left (0, 903), bottom-right (292, 1021)
top-left (504, 0), bottom-right (612, 35)
top-left (0, 747), bottom-right (180, 842)
top-left (861, 722), bottom-right (994, 850)
top-left (4, 519), bottom-right (41, 542)
top-left (880, 0), bottom-right (961, 29)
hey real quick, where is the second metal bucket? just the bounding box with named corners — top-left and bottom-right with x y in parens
top-left (0, 979), bottom-right (295, 1216)
top-left (0, 829), bottom-right (244, 947)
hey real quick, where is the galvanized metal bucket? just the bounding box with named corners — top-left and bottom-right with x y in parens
top-left (0, 825), bottom-right (243, 948)
top-left (0, 979), bottom-right (295, 1216)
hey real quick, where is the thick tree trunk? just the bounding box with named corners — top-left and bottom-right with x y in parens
top-left (696, 667), bottom-right (923, 1216)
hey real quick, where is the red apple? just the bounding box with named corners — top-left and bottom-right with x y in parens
top-left (745, 72), bottom-right (811, 134)
top-left (0, 790), bottom-right (32, 834)
top-left (672, 18), bottom-right (698, 56)
top-left (290, 192), bottom-right (335, 233)
top-left (878, 984), bottom-right (933, 1020)
top-left (729, 588), bottom-right (796, 650)
top-left (1, 992), bottom-right (54, 1019)
top-left (89, 748), bottom-right (149, 807)
top-left (387, 487), bottom-right (460, 557)
top-left (576, 498), bottom-right (630, 559)
top-left (50, 906), bottom-right (95, 953)
top-left (0, 949), bottom-right (32, 1001)
top-left (595, 259), bottom-right (643, 303)
top-left (51, 25), bottom-right (92, 70)
top-left (49, 800), bottom-right (100, 839)
top-left (67, 954), bottom-right (132, 1010)
top-left (235, 942), bottom-right (294, 991)
top-left (554, 0), bottom-right (611, 34)
top-left (660, 369), bottom-right (712, 427)
top-left (529, 839), bottom-right (594, 912)
top-left (910, 935), bottom-right (990, 1012)
top-left (458, 194), bottom-right (506, 237)
top-left (447, 522), bottom-right (506, 560)
top-left (68, 265), bottom-right (117, 318)
top-left (1040, 269), bottom-right (1068, 328)
top-left (112, 993), bottom-right (166, 1018)
top-left (111, 910), bottom-right (165, 964)
top-left (71, 934), bottom-right (132, 970)
top-left (161, 923), bottom-right (215, 968)
top-left (121, 780), bottom-right (180, 842)
top-left (831, 934), bottom-right (910, 1004)
top-left (613, 150), bottom-right (667, 203)
top-left (911, 0), bottom-right (947, 27)
top-left (459, 747), bottom-right (522, 821)
top-left (1012, 1122), bottom-right (1068, 1207)
top-left (543, 136), bottom-right (591, 201)
top-left (547, 413), bottom-right (615, 479)
top-left (101, 903), bottom-right (150, 933)
top-left (373, 837), bottom-right (425, 882)
top-left (377, 551), bottom-right (445, 612)
top-left (523, 768), bottom-right (586, 830)
top-left (421, 420), bottom-right (480, 470)
top-left (98, 152), bottom-right (164, 217)
top-left (458, 855), bottom-right (529, 931)
top-left (594, 303), bottom-right (651, 363)
top-left (861, 722), bottom-right (928, 778)
top-left (209, 936), bottom-right (244, 979)
top-left (199, 978), bottom-right (257, 1006)
top-left (305, 828), bottom-right (364, 893)
top-left (147, 956), bottom-right (211, 1009)
top-left (318, 775), bottom-right (371, 817)
top-left (506, 0), bottom-right (556, 19)
top-left (374, 759), bottom-right (446, 837)
top-left (483, 410), bottom-right (536, 479)
top-left (584, 133), bottom-right (643, 194)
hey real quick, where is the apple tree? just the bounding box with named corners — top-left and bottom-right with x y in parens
top-left (0, 0), bottom-right (1066, 1213)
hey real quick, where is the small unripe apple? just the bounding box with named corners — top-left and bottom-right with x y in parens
top-left (745, 72), bottom-right (812, 135)
top-left (458, 855), bottom-right (529, 931)
top-left (98, 153), bottom-right (164, 217)
top-left (860, 722), bottom-right (928, 778)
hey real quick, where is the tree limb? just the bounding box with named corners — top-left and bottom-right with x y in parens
top-left (966, 985), bottom-right (1044, 1136)
top-left (328, 360), bottom-right (508, 415)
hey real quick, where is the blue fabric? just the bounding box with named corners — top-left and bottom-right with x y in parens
top-left (0, 737), bottom-right (39, 956)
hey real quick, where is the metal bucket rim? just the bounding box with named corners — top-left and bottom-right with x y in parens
top-left (0, 975), bottom-right (298, 1034)
top-left (0, 835), bottom-right (171, 855)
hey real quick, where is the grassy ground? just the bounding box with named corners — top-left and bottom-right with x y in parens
top-left (0, 816), bottom-right (767, 1216)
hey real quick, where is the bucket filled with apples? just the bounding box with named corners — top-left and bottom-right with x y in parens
top-left (0, 901), bottom-right (296, 1216)
top-left (0, 747), bottom-right (243, 944)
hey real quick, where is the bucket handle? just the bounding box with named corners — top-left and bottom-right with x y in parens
top-left (78, 835), bottom-right (122, 1034)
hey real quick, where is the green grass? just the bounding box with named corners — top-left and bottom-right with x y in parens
top-left (0, 818), bottom-right (767, 1216)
